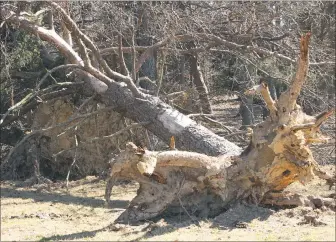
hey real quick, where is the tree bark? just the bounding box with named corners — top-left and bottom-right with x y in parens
top-left (189, 55), bottom-right (212, 114)
top-left (240, 95), bottom-right (254, 127)
top-left (135, 2), bottom-right (157, 81)
top-left (98, 83), bottom-right (240, 156)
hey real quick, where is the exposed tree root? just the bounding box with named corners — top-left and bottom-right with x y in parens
top-left (103, 33), bottom-right (334, 223)
top-left (262, 191), bottom-right (335, 211)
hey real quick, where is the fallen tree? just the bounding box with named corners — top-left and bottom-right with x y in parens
top-left (104, 33), bottom-right (335, 223)
top-left (1, 2), bottom-right (334, 223)
top-left (0, 2), bottom-right (240, 157)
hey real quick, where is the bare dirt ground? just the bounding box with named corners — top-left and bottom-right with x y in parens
top-left (1, 174), bottom-right (335, 241)
top-left (1, 95), bottom-right (335, 241)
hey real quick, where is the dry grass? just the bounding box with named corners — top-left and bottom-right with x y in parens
top-left (1, 175), bottom-right (335, 241)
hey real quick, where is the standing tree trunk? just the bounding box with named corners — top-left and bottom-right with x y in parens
top-left (189, 54), bottom-right (212, 114)
top-left (240, 95), bottom-right (255, 127)
top-left (136, 2), bottom-right (157, 82)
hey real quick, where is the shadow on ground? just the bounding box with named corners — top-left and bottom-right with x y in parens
top-left (1, 183), bottom-right (274, 241)
top-left (42, 203), bottom-right (275, 241)
top-left (210, 203), bottom-right (275, 230)
top-left (1, 186), bottom-right (129, 209)
top-left (39, 228), bottom-right (105, 241)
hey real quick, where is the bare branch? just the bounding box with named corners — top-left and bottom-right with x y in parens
top-left (131, 27), bottom-right (137, 83)
top-left (75, 36), bottom-right (91, 67)
top-left (0, 82), bottom-right (82, 126)
top-left (85, 122), bottom-right (150, 144)
top-left (37, 64), bottom-right (83, 90)
top-left (134, 36), bottom-right (172, 74)
top-left (100, 34), bottom-right (334, 67)
top-left (0, 89), bottom-right (75, 130)
top-left (245, 79), bottom-right (278, 120)
top-left (314, 109), bottom-right (335, 128)
top-left (3, 106), bottom-right (115, 167)
top-left (49, 1), bottom-right (136, 87)
top-left (156, 52), bottom-right (166, 96)
top-left (118, 34), bottom-right (130, 76)
top-left (47, 2), bottom-right (143, 96)
top-left (58, 1), bottom-right (72, 46)
top-left (53, 122), bottom-right (149, 157)
top-left (286, 33), bottom-right (311, 110)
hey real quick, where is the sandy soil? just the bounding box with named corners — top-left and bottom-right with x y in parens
top-left (1, 175), bottom-right (335, 241)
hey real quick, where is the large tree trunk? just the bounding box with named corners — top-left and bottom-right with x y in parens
top-left (99, 81), bottom-right (240, 156)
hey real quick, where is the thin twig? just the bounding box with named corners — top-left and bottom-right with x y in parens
top-left (118, 33), bottom-right (130, 76)
top-left (66, 126), bottom-right (79, 190)
top-left (203, 116), bottom-right (233, 134)
top-left (72, 94), bottom-right (97, 117)
top-left (156, 52), bottom-right (166, 96)
top-left (36, 64), bottom-right (82, 90)
top-left (176, 175), bottom-right (201, 227)
top-left (188, 113), bottom-right (218, 118)
top-left (131, 25), bottom-right (137, 83)
top-left (57, 106), bottom-right (113, 138)
top-left (53, 121), bottom-right (149, 157)
top-left (3, 106), bottom-right (115, 166)
top-left (0, 81), bottom-right (83, 125)
top-left (84, 122), bottom-right (150, 143)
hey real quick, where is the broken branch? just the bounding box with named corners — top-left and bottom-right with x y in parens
top-left (286, 33), bottom-right (311, 110)
top-left (245, 79), bottom-right (278, 120)
top-left (118, 34), bottom-right (130, 76)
